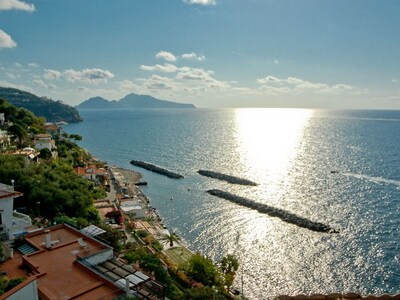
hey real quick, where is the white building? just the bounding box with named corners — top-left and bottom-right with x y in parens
top-left (120, 199), bottom-right (146, 219)
top-left (0, 112), bottom-right (4, 125)
top-left (0, 130), bottom-right (11, 149)
top-left (33, 134), bottom-right (55, 151)
top-left (0, 183), bottom-right (32, 241)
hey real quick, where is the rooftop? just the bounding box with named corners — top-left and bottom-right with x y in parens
top-left (1, 224), bottom-right (123, 300)
top-left (0, 183), bottom-right (22, 200)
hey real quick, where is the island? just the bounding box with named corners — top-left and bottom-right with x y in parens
top-left (77, 93), bottom-right (196, 109)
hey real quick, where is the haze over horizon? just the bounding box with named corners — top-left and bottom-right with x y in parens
top-left (1, 0), bottom-right (400, 109)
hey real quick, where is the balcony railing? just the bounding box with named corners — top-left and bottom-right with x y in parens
top-left (12, 211), bottom-right (32, 235)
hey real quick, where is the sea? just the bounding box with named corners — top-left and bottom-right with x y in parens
top-left (64, 108), bottom-right (400, 299)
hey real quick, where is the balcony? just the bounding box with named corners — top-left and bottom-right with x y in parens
top-left (12, 211), bottom-right (32, 236)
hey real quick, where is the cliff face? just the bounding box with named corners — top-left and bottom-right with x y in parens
top-left (0, 87), bottom-right (83, 123)
top-left (77, 93), bottom-right (196, 109)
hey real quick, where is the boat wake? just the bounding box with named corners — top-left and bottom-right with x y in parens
top-left (343, 172), bottom-right (400, 187)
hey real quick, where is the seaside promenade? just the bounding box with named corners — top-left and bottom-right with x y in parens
top-left (106, 166), bottom-right (193, 267)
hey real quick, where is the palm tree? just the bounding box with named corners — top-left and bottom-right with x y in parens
top-left (160, 232), bottom-right (181, 247)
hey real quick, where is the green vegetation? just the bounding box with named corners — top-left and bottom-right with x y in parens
top-left (183, 253), bottom-right (221, 287)
top-left (0, 87), bottom-right (82, 123)
top-left (160, 232), bottom-right (181, 247)
top-left (219, 254), bottom-right (239, 292)
top-left (0, 155), bottom-right (104, 220)
top-left (0, 276), bottom-right (26, 295)
top-left (1, 98), bottom-right (45, 148)
top-left (124, 246), bottom-right (183, 299)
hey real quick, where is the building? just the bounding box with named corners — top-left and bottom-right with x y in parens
top-left (43, 124), bottom-right (61, 139)
top-left (0, 130), bottom-right (11, 150)
top-left (33, 134), bottom-right (56, 152)
top-left (120, 199), bottom-right (146, 219)
top-left (0, 113), bottom-right (4, 126)
top-left (0, 223), bottom-right (164, 300)
top-left (0, 183), bottom-right (32, 242)
top-left (74, 165), bottom-right (108, 185)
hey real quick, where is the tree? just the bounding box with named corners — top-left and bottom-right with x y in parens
top-left (39, 148), bottom-right (52, 160)
top-left (7, 124), bottom-right (27, 147)
top-left (184, 253), bottom-right (220, 287)
top-left (160, 232), bottom-right (181, 247)
top-left (219, 254), bottom-right (239, 292)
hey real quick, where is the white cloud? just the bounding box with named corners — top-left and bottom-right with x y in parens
top-left (63, 68), bottom-right (114, 84)
top-left (140, 63), bottom-right (178, 73)
top-left (257, 75), bottom-right (354, 95)
top-left (0, 29), bottom-right (17, 48)
top-left (15, 62), bottom-right (22, 67)
top-left (155, 51), bottom-right (177, 62)
top-left (181, 52), bottom-right (206, 61)
top-left (0, 0), bottom-right (35, 11)
top-left (143, 75), bottom-right (175, 90)
top-left (184, 0), bottom-right (216, 5)
top-left (28, 62), bottom-right (39, 68)
top-left (257, 76), bottom-right (281, 84)
top-left (274, 59), bottom-right (279, 65)
top-left (176, 67), bottom-right (214, 81)
top-left (43, 69), bottom-right (62, 80)
top-left (33, 79), bottom-right (56, 89)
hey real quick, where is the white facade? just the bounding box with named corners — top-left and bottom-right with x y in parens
top-left (0, 183), bottom-right (31, 240)
top-left (34, 134), bottom-right (55, 151)
top-left (0, 112), bottom-right (4, 125)
top-left (120, 200), bottom-right (145, 219)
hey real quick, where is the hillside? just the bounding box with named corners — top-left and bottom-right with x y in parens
top-left (77, 93), bottom-right (196, 109)
top-left (0, 87), bottom-right (83, 123)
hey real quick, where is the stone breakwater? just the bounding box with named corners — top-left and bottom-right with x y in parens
top-left (130, 160), bottom-right (184, 179)
top-left (198, 170), bottom-right (258, 186)
top-left (207, 189), bottom-right (339, 233)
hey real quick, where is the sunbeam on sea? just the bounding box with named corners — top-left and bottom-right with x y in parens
top-left (65, 108), bottom-right (400, 299)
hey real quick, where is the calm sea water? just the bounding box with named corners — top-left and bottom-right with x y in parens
top-left (65, 108), bottom-right (400, 298)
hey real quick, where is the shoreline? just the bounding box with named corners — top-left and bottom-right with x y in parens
top-left (110, 165), bottom-right (192, 255)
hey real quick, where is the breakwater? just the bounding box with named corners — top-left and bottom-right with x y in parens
top-left (198, 170), bottom-right (258, 186)
top-left (130, 160), bottom-right (184, 179)
top-left (207, 189), bottom-right (339, 233)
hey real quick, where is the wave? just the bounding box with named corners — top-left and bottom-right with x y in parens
top-left (343, 172), bottom-right (400, 187)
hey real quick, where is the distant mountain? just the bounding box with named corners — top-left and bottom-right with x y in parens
top-left (77, 93), bottom-right (196, 109)
top-left (76, 96), bottom-right (119, 109)
top-left (0, 87), bottom-right (83, 123)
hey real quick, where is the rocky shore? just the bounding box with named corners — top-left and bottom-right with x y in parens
top-left (207, 189), bottom-right (339, 233)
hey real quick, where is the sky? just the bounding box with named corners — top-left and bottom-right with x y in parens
top-left (1, 0), bottom-right (400, 109)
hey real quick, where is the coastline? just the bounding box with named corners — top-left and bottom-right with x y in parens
top-left (110, 165), bottom-right (193, 262)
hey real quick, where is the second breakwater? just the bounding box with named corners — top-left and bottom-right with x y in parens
top-left (207, 189), bottom-right (339, 233)
top-left (198, 170), bottom-right (258, 186)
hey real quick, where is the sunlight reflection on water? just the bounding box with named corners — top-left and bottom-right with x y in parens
top-left (65, 108), bottom-right (400, 299)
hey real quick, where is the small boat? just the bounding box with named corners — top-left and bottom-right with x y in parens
top-left (170, 196), bottom-right (174, 201)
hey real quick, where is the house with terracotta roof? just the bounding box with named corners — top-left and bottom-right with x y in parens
top-left (43, 124), bottom-right (61, 139)
top-left (0, 223), bottom-right (165, 299)
top-left (74, 165), bottom-right (108, 185)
